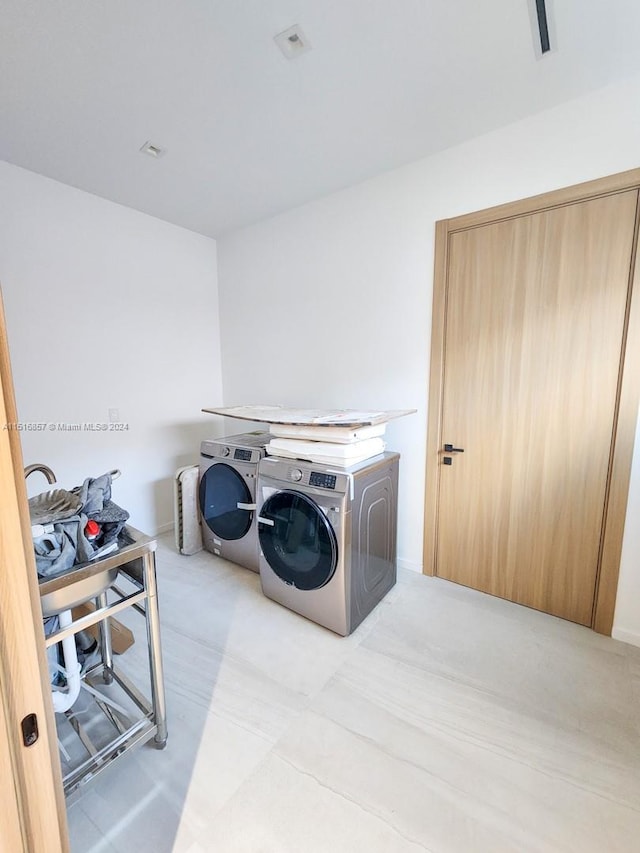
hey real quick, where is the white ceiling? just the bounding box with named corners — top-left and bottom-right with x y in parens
top-left (2, 1), bottom-right (640, 237)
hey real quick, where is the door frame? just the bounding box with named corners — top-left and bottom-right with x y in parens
top-left (424, 167), bottom-right (640, 635)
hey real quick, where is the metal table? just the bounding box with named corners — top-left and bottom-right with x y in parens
top-left (40, 526), bottom-right (168, 797)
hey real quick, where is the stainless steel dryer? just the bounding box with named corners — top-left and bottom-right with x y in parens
top-left (256, 452), bottom-right (399, 635)
top-left (199, 431), bottom-right (269, 572)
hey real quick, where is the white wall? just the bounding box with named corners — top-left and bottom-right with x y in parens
top-left (217, 73), bottom-right (640, 643)
top-left (0, 160), bottom-right (222, 534)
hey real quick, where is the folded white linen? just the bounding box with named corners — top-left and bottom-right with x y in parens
top-left (268, 422), bottom-right (386, 444)
top-left (265, 436), bottom-right (386, 467)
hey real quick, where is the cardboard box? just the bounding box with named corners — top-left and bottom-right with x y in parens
top-left (71, 601), bottom-right (135, 655)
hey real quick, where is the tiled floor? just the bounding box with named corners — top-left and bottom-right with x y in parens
top-left (66, 535), bottom-right (640, 852)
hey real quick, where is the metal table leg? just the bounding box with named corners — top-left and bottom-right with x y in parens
top-left (142, 551), bottom-right (168, 747)
top-left (96, 591), bottom-right (114, 684)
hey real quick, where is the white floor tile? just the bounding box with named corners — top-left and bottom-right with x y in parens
top-left (195, 752), bottom-right (430, 853)
top-left (65, 535), bottom-right (640, 852)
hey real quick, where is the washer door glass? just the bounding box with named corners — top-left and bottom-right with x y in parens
top-left (199, 463), bottom-right (253, 541)
top-left (258, 490), bottom-right (338, 591)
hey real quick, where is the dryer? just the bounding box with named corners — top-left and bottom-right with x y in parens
top-left (256, 452), bottom-right (399, 635)
top-left (199, 431), bottom-right (269, 572)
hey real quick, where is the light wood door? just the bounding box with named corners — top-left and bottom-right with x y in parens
top-left (0, 696), bottom-right (25, 853)
top-left (0, 287), bottom-right (69, 852)
top-left (436, 190), bottom-right (638, 625)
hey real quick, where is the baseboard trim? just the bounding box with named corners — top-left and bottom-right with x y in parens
top-left (155, 521), bottom-right (174, 536)
top-left (397, 558), bottom-right (422, 574)
top-left (611, 626), bottom-right (640, 648)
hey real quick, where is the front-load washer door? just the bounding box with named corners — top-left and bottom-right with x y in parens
top-left (199, 463), bottom-right (253, 541)
top-left (258, 490), bottom-right (338, 591)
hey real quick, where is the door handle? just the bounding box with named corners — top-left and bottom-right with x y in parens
top-left (444, 444), bottom-right (464, 453)
top-left (257, 516), bottom-right (274, 526)
top-left (237, 502), bottom-right (256, 511)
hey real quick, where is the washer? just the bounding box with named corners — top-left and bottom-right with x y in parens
top-left (199, 431), bottom-right (269, 572)
top-left (256, 452), bottom-right (399, 636)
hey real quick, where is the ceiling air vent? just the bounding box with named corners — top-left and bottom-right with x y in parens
top-left (139, 141), bottom-right (166, 158)
top-left (274, 25), bottom-right (312, 60)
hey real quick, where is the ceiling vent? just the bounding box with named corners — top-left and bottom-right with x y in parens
top-left (274, 25), bottom-right (311, 59)
top-left (139, 141), bottom-right (166, 158)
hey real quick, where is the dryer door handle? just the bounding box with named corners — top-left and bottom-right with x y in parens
top-left (257, 516), bottom-right (274, 526)
top-left (237, 502), bottom-right (256, 511)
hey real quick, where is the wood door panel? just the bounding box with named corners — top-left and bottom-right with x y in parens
top-left (437, 190), bottom-right (638, 625)
top-left (0, 694), bottom-right (25, 853)
top-left (0, 288), bottom-right (69, 851)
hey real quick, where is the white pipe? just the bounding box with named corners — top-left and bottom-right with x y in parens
top-left (51, 609), bottom-right (82, 714)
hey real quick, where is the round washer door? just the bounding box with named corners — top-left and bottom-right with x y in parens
top-left (258, 489), bottom-right (338, 591)
top-left (199, 463), bottom-right (253, 541)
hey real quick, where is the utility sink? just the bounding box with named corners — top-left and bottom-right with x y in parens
top-left (39, 526), bottom-right (153, 617)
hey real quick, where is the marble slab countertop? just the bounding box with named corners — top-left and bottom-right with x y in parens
top-left (201, 405), bottom-right (416, 427)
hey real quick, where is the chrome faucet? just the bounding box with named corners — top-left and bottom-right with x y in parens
top-left (24, 463), bottom-right (57, 485)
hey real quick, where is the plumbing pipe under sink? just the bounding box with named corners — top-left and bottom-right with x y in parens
top-left (51, 609), bottom-right (81, 714)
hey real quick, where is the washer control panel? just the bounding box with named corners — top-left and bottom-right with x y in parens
top-left (260, 457), bottom-right (350, 496)
top-left (309, 471), bottom-right (337, 490)
top-left (234, 448), bottom-right (252, 462)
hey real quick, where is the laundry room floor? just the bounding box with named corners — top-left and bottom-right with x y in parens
top-left (66, 534), bottom-right (640, 853)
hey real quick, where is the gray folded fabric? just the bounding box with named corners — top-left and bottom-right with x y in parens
top-left (43, 616), bottom-right (63, 685)
top-left (34, 511), bottom-right (94, 577)
top-left (34, 471), bottom-right (130, 579)
top-left (71, 472), bottom-right (114, 516)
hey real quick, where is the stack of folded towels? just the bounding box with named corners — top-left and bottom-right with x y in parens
top-left (265, 422), bottom-right (386, 467)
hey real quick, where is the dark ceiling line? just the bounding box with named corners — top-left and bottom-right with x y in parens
top-left (536, 0), bottom-right (551, 53)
